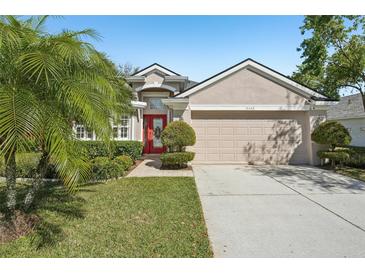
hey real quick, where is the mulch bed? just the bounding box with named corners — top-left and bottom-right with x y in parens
top-left (160, 165), bottom-right (193, 170)
top-left (0, 211), bottom-right (39, 244)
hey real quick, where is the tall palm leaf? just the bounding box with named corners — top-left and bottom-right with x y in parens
top-left (0, 16), bottom-right (133, 217)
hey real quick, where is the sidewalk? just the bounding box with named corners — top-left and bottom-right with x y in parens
top-left (127, 154), bottom-right (194, 177)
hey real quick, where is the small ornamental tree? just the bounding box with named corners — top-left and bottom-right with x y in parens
top-left (160, 121), bottom-right (196, 169)
top-left (312, 121), bottom-right (352, 168)
top-left (161, 121), bottom-right (196, 152)
top-left (311, 121), bottom-right (352, 151)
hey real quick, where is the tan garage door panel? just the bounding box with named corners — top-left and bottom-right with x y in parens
top-left (191, 111), bottom-right (309, 164)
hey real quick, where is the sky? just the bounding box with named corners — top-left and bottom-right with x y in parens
top-left (45, 16), bottom-right (305, 82)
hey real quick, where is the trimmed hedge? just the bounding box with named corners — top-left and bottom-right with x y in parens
top-left (114, 155), bottom-right (134, 171)
top-left (338, 146), bottom-right (365, 168)
top-left (112, 141), bottom-right (143, 161)
top-left (91, 157), bottom-right (125, 180)
top-left (0, 153), bottom-right (40, 178)
top-left (160, 152), bottom-right (195, 169)
top-left (0, 152), bottom-right (57, 179)
top-left (80, 141), bottom-right (143, 161)
top-left (317, 150), bottom-right (350, 166)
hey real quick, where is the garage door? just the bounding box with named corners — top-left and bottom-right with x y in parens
top-left (191, 111), bottom-right (309, 164)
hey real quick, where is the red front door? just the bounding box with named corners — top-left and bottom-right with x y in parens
top-left (143, 115), bottom-right (167, 154)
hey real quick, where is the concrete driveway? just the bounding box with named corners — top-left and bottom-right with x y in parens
top-left (193, 165), bottom-right (365, 257)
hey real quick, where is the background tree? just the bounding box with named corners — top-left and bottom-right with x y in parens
top-left (292, 16), bottom-right (365, 108)
top-left (118, 63), bottom-right (139, 77)
top-left (0, 16), bottom-right (132, 219)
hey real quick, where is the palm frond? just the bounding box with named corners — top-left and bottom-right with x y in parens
top-left (42, 110), bottom-right (90, 191)
top-left (18, 50), bottom-right (63, 86)
top-left (0, 86), bottom-right (41, 159)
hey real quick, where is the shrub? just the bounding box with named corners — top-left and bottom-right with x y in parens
top-left (0, 153), bottom-right (40, 178)
top-left (160, 152), bottom-right (195, 169)
top-left (91, 157), bottom-right (124, 180)
top-left (112, 141), bottom-right (143, 161)
top-left (161, 121), bottom-right (196, 152)
top-left (80, 141), bottom-right (111, 159)
top-left (114, 155), bottom-right (134, 171)
top-left (311, 121), bottom-right (351, 151)
top-left (317, 150), bottom-right (350, 167)
top-left (80, 141), bottom-right (143, 161)
top-left (341, 146), bottom-right (365, 168)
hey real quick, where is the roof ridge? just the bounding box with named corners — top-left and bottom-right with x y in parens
top-left (175, 57), bottom-right (331, 100)
top-left (131, 63), bottom-right (181, 76)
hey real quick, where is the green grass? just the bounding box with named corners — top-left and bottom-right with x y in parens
top-left (0, 177), bottom-right (212, 257)
top-left (334, 167), bottom-right (365, 182)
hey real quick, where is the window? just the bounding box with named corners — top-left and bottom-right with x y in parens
top-left (74, 116), bottom-right (131, 141)
top-left (76, 125), bottom-right (85, 139)
top-left (148, 98), bottom-right (165, 110)
top-left (112, 115), bottom-right (131, 140)
top-left (75, 124), bottom-right (94, 140)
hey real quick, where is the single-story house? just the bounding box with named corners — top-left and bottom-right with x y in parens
top-left (327, 93), bottom-right (365, 147)
top-left (76, 58), bottom-right (337, 165)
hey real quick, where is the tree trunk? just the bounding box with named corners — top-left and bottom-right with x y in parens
top-left (4, 150), bottom-right (17, 220)
top-left (362, 93), bottom-right (365, 112)
top-left (23, 151), bottom-right (48, 211)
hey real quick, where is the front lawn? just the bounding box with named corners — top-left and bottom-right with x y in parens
top-left (0, 177), bottom-right (212, 257)
top-left (334, 167), bottom-right (365, 182)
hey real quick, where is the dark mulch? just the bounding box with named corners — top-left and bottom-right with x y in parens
top-left (160, 165), bottom-right (193, 170)
top-left (0, 211), bottom-right (39, 244)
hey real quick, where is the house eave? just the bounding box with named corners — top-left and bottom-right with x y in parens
top-left (131, 100), bottom-right (147, 109)
top-left (189, 104), bottom-right (312, 111)
top-left (161, 98), bottom-right (189, 110)
top-left (126, 76), bottom-right (145, 83)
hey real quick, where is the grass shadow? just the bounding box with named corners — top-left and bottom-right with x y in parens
top-left (0, 180), bottom-right (89, 249)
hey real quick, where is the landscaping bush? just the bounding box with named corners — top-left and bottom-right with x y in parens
top-left (161, 121), bottom-right (196, 152)
top-left (91, 157), bottom-right (124, 180)
top-left (0, 153), bottom-right (40, 178)
top-left (311, 121), bottom-right (351, 151)
top-left (114, 155), bottom-right (134, 171)
top-left (317, 150), bottom-right (350, 167)
top-left (160, 152), bottom-right (195, 169)
top-left (80, 141), bottom-right (111, 159)
top-left (80, 141), bottom-right (143, 161)
top-left (0, 152), bottom-right (58, 179)
top-left (339, 146), bottom-right (365, 168)
top-left (112, 141), bottom-right (143, 161)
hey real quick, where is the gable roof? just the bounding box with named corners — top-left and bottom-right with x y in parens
top-left (132, 63), bottom-right (181, 77)
top-left (327, 93), bottom-right (365, 120)
top-left (175, 58), bottom-right (332, 101)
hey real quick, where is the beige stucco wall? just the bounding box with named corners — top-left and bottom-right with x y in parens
top-left (308, 109), bottom-right (327, 165)
top-left (189, 68), bottom-right (308, 105)
top-left (132, 112), bottom-right (142, 141)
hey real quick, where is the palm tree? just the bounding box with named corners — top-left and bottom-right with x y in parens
top-left (0, 16), bottom-right (132, 218)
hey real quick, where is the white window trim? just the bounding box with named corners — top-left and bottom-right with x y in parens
top-left (74, 124), bottom-right (96, 141)
top-left (74, 115), bottom-right (133, 141)
top-left (112, 115), bottom-right (132, 141)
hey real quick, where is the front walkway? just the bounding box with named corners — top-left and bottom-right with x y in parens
top-left (127, 154), bottom-right (194, 177)
top-left (194, 164), bottom-right (365, 257)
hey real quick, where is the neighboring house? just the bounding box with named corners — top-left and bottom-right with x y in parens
top-left (77, 58), bottom-right (337, 165)
top-left (327, 93), bottom-right (365, 147)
